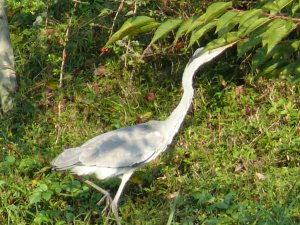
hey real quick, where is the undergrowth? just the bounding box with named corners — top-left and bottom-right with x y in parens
top-left (1, 58), bottom-right (299, 224)
top-left (1, 0), bottom-right (299, 224)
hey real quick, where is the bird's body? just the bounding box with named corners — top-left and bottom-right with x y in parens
top-left (51, 45), bottom-right (232, 224)
top-left (53, 120), bottom-right (168, 179)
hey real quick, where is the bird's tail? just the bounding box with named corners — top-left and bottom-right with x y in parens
top-left (51, 147), bottom-right (82, 171)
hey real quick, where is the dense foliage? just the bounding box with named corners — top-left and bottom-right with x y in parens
top-left (107, 0), bottom-right (300, 82)
top-left (1, 0), bottom-right (299, 224)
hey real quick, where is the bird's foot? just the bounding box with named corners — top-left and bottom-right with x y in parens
top-left (98, 197), bottom-right (121, 225)
top-left (97, 192), bottom-right (113, 215)
top-left (77, 177), bottom-right (121, 224)
top-left (111, 201), bottom-right (122, 225)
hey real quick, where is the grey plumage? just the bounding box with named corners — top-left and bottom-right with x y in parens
top-left (52, 147), bottom-right (81, 170)
top-left (51, 44), bottom-right (233, 224)
top-left (52, 121), bottom-right (166, 170)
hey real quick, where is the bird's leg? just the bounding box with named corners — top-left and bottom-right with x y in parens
top-left (74, 171), bottom-right (133, 225)
top-left (74, 175), bottom-right (113, 213)
top-left (110, 171), bottom-right (134, 225)
top-left (83, 179), bottom-right (113, 213)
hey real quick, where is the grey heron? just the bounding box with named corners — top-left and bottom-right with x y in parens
top-left (51, 44), bottom-right (232, 224)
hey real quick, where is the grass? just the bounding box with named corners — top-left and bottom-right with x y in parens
top-left (1, 0), bottom-right (300, 224)
top-left (1, 62), bottom-right (299, 224)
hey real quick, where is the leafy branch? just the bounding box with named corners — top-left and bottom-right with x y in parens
top-left (105, 1), bottom-right (300, 82)
top-left (231, 8), bottom-right (300, 24)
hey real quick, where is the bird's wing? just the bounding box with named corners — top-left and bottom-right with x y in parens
top-left (51, 146), bottom-right (82, 170)
top-left (78, 121), bottom-right (165, 168)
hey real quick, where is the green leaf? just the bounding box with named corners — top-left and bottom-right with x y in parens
top-left (207, 32), bottom-right (240, 49)
top-left (237, 37), bottom-right (262, 57)
top-left (174, 16), bottom-right (196, 42)
top-left (263, 2), bottom-right (280, 15)
top-left (251, 40), bottom-right (299, 69)
top-left (292, 2), bottom-right (300, 15)
top-left (5, 155), bottom-right (16, 164)
top-left (121, 16), bottom-right (155, 30)
top-left (239, 39), bottom-right (299, 59)
top-left (238, 9), bottom-right (263, 36)
top-left (259, 58), bottom-right (288, 76)
top-left (262, 19), bottom-right (297, 53)
top-left (271, 40), bottom-right (300, 59)
top-left (38, 183), bottom-right (48, 191)
top-left (278, 59), bottom-right (300, 77)
top-left (249, 20), bottom-right (271, 39)
top-left (264, 0), bottom-right (294, 15)
top-left (51, 182), bottom-right (62, 194)
top-left (218, 20), bottom-right (239, 37)
top-left (252, 48), bottom-right (288, 72)
top-left (291, 40), bottom-right (300, 51)
top-left (224, 192), bottom-right (235, 204)
top-left (238, 9), bottom-right (267, 37)
top-left (187, 14), bottom-right (206, 33)
top-left (205, 2), bottom-right (232, 22)
top-left (207, 201), bottom-right (229, 211)
top-left (99, 8), bottom-right (113, 17)
top-left (241, 23), bottom-right (270, 57)
top-left (42, 190), bottom-right (53, 201)
top-left (29, 192), bottom-right (42, 204)
top-left (105, 16), bottom-right (155, 46)
top-left (252, 47), bottom-right (268, 69)
top-left (128, 22), bottom-right (160, 37)
top-left (239, 17), bottom-right (270, 36)
top-left (188, 21), bottom-right (217, 47)
top-left (239, 9), bottom-right (262, 27)
top-left (150, 19), bottom-right (182, 45)
top-left (192, 190), bottom-right (213, 207)
top-left (215, 11), bottom-right (239, 34)
top-left (276, 0), bottom-right (294, 10)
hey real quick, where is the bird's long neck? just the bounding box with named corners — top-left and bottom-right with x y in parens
top-left (162, 45), bottom-right (230, 146)
top-left (165, 61), bottom-right (196, 139)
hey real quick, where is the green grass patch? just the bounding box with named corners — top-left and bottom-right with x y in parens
top-left (1, 0), bottom-right (299, 224)
top-left (1, 67), bottom-right (299, 224)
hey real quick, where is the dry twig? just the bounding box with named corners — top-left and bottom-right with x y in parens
top-left (109, 0), bottom-right (125, 37)
top-left (55, 2), bottom-right (78, 144)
